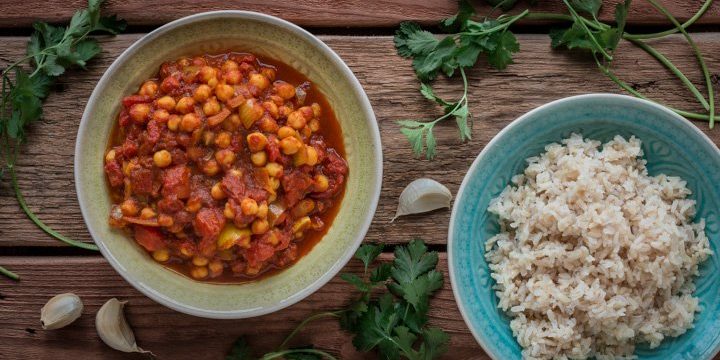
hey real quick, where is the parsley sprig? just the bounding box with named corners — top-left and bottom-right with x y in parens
top-left (395, 0), bottom-right (716, 159)
top-left (0, 0), bottom-right (126, 280)
top-left (226, 240), bottom-right (449, 360)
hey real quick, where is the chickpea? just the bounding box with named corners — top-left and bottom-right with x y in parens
top-left (129, 103), bottom-right (151, 123)
top-left (248, 73), bottom-right (270, 91)
top-left (221, 60), bottom-right (239, 72)
top-left (179, 245), bottom-right (194, 258)
top-left (223, 114), bottom-right (241, 132)
top-left (224, 69), bottom-right (242, 85)
top-left (167, 115), bottom-right (181, 131)
top-left (105, 149), bottom-right (116, 162)
top-left (252, 219), bottom-right (270, 234)
top-left (246, 132), bottom-right (268, 152)
top-left (308, 119), bottom-right (320, 132)
top-left (191, 266), bottom-right (209, 279)
top-left (280, 136), bottom-right (302, 155)
top-left (238, 100), bottom-right (264, 129)
top-left (274, 81), bottom-right (296, 100)
top-left (306, 146), bottom-right (319, 166)
top-left (311, 103), bottom-right (322, 118)
top-left (203, 97), bottom-right (222, 116)
top-left (292, 199), bottom-right (316, 218)
top-left (265, 162), bottom-right (283, 177)
top-left (279, 105), bottom-right (293, 118)
top-left (153, 109), bottom-right (170, 123)
top-left (202, 159), bottom-right (220, 176)
top-left (287, 110), bottom-right (306, 129)
top-left (193, 84), bottom-right (212, 102)
top-left (139, 80), bottom-right (158, 97)
top-left (153, 150), bottom-right (173, 168)
top-left (158, 214), bottom-right (174, 227)
top-left (224, 202), bottom-right (235, 219)
top-left (215, 131), bottom-right (232, 149)
top-left (152, 249), bottom-right (169, 262)
top-left (314, 174), bottom-right (329, 192)
top-left (257, 202), bottom-right (269, 218)
top-left (157, 96), bottom-right (176, 111)
top-left (292, 216), bottom-right (312, 234)
top-left (207, 77), bottom-right (218, 89)
top-left (262, 101), bottom-right (279, 118)
top-left (277, 126), bottom-right (295, 139)
top-left (139, 207), bottom-right (156, 220)
top-left (293, 146), bottom-right (308, 166)
top-left (251, 151), bottom-right (267, 167)
top-left (199, 66), bottom-right (217, 83)
top-left (120, 199), bottom-right (139, 216)
top-left (192, 56), bottom-right (207, 66)
top-left (241, 198), bottom-right (258, 216)
top-left (301, 126), bottom-right (312, 138)
top-left (269, 177), bottom-right (281, 190)
top-left (192, 256), bottom-right (209, 267)
top-left (261, 67), bottom-right (276, 82)
top-left (257, 115), bottom-right (279, 133)
top-left (211, 182), bottom-right (226, 200)
top-left (180, 113), bottom-right (201, 132)
top-left (215, 149), bottom-right (236, 167)
top-left (209, 261), bottom-right (224, 277)
top-left (215, 83), bottom-right (235, 102)
top-left (175, 96), bottom-right (195, 114)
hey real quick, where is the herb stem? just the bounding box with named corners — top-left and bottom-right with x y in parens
top-left (627, 38), bottom-right (710, 111)
top-left (278, 311), bottom-right (343, 350)
top-left (260, 349), bottom-right (338, 360)
top-left (0, 265), bottom-right (20, 281)
top-left (9, 165), bottom-right (99, 251)
top-left (646, 0), bottom-right (715, 127)
top-left (623, 0), bottom-right (714, 40)
top-left (597, 61), bottom-right (711, 121)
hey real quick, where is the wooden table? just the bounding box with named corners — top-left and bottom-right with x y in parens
top-left (1, 1), bottom-right (719, 359)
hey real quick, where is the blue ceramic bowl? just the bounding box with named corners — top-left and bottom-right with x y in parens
top-left (449, 94), bottom-right (720, 360)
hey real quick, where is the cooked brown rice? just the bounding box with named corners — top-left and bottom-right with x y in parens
top-left (485, 134), bottom-right (711, 359)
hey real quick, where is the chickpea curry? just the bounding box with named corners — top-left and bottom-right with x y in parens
top-left (104, 52), bottom-right (348, 282)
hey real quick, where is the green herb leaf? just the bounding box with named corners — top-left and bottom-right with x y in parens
top-left (571, 0), bottom-right (602, 17)
top-left (418, 327), bottom-right (450, 360)
top-left (400, 125), bottom-right (427, 157)
top-left (340, 273), bottom-right (372, 292)
top-left (395, 22), bottom-right (439, 59)
top-left (453, 104), bottom-right (472, 141)
top-left (442, 0), bottom-right (475, 31)
top-left (355, 243), bottom-right (385, 272)
top-left (484, 0), bottom-right (519, 11)
top-left (370, 262), bottom-right (393, 283)
top-left (487, 31), bottom-right (520, 70)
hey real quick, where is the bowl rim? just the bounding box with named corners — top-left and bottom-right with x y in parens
top-left (74, 10), bottom-right (383, 319)
top-left (447, 93), bottom-right (720, 359)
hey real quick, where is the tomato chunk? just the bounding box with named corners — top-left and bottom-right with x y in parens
top-left (133, 225), bottom-right (166, 251)
top-left (162, 165), bottom-right (191, 199)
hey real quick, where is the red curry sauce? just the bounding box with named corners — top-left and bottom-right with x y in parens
top-left (104, 52), bottom-right (348, 283)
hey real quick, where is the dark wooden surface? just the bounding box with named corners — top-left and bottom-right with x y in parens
top-left (0, 1), bottom-right (719, 359)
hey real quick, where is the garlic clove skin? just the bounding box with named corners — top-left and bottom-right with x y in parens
top-left (41, 293), bottom-right (83, 330)
top-left (96, 298), bottom-right (152, 355)
top-left (392, 178), bottom-right (453, 222)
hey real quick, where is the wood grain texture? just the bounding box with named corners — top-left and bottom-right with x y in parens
top-left (1, 0), bottom-right (719, 28)
top-left (0, 254), bottom-right (484, 360)
top-left (0, 33), bottom-right (718, 248)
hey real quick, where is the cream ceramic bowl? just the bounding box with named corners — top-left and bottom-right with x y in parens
top-left (75, 11), bottom-right (382, 319)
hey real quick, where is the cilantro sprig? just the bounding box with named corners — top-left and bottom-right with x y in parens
top-left (226, 240), bottom-right (449, 360)
top-left (394, 0), bottom-right (716, 159)
top-left (0, 0), bottom-right (126, 280)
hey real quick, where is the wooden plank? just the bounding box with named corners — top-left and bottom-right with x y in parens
top-left (0, 254), bottom-right (485, 359)
top-left (1, 0), bottom-right (719, 28)
top-left (0, 33), bottom-right (718, 248)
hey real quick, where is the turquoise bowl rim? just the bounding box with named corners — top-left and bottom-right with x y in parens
top-left (448, 93), bottom-right (720, 359)
top-left (74, 11), bottom-right (382, 319)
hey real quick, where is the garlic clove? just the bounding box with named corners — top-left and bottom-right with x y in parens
top-left (392, 178), bottom-right (453, 222)
top-left (96, 298), bottom-right (153, 355)
top-left (41, 293), bottom-right (84, 330)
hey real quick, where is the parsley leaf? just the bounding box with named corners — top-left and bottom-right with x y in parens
top-left (487, 31), bottom-right (519, 69)
top-left (355, 243), bottom-right (385, 273)
top-left (442, 0), bottom-right (475, 31)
